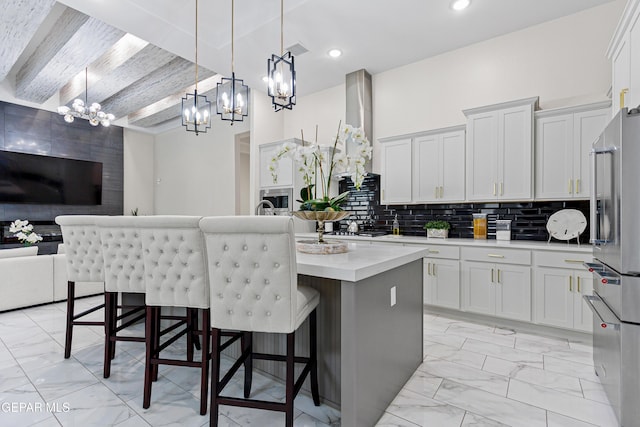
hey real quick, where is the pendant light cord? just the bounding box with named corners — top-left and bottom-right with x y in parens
top-left (84, 68), bottom-right (88, 105)
top-left (231, 0), bottom-right (235, 73)
top-left (195, 0), bottom-right (199, 92)
top-left (280, 0), bottom-right (284, 56)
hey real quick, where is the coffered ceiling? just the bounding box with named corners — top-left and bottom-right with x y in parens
top-left (0, 0), bottom-right (616, 134)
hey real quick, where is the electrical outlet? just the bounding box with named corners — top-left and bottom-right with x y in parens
top-left (390, 286), bottom-right (396, 307)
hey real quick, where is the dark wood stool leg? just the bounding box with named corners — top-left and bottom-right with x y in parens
top-left (190, 308), bottom-right (201, 351)
top-left (309, 309), bottom-right (320, 406)
top-left (186, 308), bottom-right (194, 363)
top-left (103, 292), bottom-right (116, 378)
top-left (242, 331), bottom-right (253, 398)
top-left (210, 328), bottom-right (221, 427)
top-left (152, 306), bottom-right (160, 382)
top-left (285, 331), bottom-right (295, 427)
top-left (110, 293), bottom-right (117, 360)
top-left (64, 281), bottom-right (76, 359)
top-left (199, 309), bottom-right (210, 415)
top-left (143, 306), bottom-right (155, 409)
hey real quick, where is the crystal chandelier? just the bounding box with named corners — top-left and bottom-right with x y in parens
top-left (216, 0), bottom-right (249, 124)
top-left (57, 68), bottom-right (114, 127)
top-left (182, 0), bottom-right (211, 135)
top-left (267, 0), bottom-right (296, 111)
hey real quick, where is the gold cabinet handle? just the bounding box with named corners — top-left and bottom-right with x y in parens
top-left (427, 262), bottom-right (432, 276)
top-left (564, 259), bottom-right (584, 264)
top-left (569, 276), bottom-right (573, 292)
top-left (569, 179), bottom-right (573, 194)
top-left (488, 254), bottom-right (505, 258)
top-left (493, 182), bottom-right (497, 196)
top-left (435, 186), bottom-right (438, 199)
top-left (382, 189), bottom-right (385, 200)
top-left (576, 179), bottom-right (580, 194)
top-left (433, 264), bottom-right (437, 276)
top-left (577, 276), bottom-right (581, 293)
top-left (500, 182), bottom-right (503, 196)
top-left (497, 269), bottom-right (501, 283)
top-left (621, 88), bottom-right (629, 109)
top-left (491, 268), bottom-right (495, 282)
top-left (428, 249), bottom-right (440, 254)
top-left (440, 186), bottom-right (444, 198)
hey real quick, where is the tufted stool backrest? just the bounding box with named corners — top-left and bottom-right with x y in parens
top-left (95, 216), bottom-right (146, 294)
top-left (136, 216), bottom-right (208, 309)
top-left (199, 216), bottom-right (297, 334)
top-left (55, 215), bottom-right (104, 283)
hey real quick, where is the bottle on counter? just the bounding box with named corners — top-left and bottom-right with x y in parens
top-left (392, 214), bottom-right (400, 235)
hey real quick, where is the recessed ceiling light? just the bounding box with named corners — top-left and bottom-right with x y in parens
top-left (328, 49), bottom-right (342, 58)
top-left (451, 0), bottom-right (470, 11)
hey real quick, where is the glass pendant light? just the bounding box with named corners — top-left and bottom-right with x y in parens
top-left (267, 0), bottom-right (296, 111)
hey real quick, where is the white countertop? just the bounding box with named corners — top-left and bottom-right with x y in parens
top-left (296, 233), bottom-right (592, 253)
top-left (296, 242), bottom-right (428, 282)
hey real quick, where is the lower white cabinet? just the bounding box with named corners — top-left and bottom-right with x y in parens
top-left (462, 261), bottom-right (531, 322)
top-left (424, 258), bottom-right (460, 309)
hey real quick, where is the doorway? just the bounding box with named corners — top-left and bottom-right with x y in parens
top-left (234, 131), bottom-right (251, 215)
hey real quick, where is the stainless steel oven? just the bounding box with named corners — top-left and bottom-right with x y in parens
top-left (258, 188), bottom-right (293, 215)
top-left (585, 107), bottom-right (640, 426)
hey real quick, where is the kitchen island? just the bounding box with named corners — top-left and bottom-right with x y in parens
top-left (238, 241), bottom-right (427, 427)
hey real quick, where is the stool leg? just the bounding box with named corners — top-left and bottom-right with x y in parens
top-left (186, 309), bottom-right (194, 363)
top-left (190, 308), bottom-right (201, 351)
top-left (110, 293), bottom-right (117, 360)
top-left (309, 309), bottom-right (320, 406)
top-left (103, 292), bottom-right (116, 378)
top-left (285, 332), bottom-right (295, 427)
top-left (152, 307), bottom-right (160, 382)
top-left (143, 306), bottom-right (155, 409)
top-left (242, 332), bottom-right (252, 398)
top-left (210, 328), bottom-right (221, 427)
top-left (199, 309), bottom-right (210, 415)
top-left (64, 281), bottom-right (76, 359)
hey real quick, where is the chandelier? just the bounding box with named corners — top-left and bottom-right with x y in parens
top-left (267, 0), bottom-right (296, 111)
top-left (216, 0), bottom-right (249, 124)
top-left (57, 68), bottom-right (115, 127)
top-left (182, 0), bottom-right (211, 135)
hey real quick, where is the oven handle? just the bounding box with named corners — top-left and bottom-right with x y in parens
top-left (590, 147), bottom-right (614, 245)
top-left (583, 295), bottom-right (620, 330)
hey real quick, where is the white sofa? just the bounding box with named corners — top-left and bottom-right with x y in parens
top-left (0, 244), bottom-right (103, 312)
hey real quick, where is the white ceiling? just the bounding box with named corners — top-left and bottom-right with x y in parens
top-left (0, 0), bottom-right (617, 133)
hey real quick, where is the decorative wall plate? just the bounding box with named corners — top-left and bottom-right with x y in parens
top-left (546, 209), bottom-right (587, 241)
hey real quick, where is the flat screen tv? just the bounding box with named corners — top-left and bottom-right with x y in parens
top-left (0, 150), bottom-right (102, 205)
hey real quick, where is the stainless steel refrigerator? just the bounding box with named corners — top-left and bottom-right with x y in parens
top-left (584, 107), bottom-right (640, 427)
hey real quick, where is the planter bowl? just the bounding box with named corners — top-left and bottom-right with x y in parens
top-left (426, 229), bottom-right (448, 239)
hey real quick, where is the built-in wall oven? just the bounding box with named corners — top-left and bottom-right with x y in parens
top-left (258, 187), bottom-right (293, 215)
top-left (584, 107), bottom-right (640, 426)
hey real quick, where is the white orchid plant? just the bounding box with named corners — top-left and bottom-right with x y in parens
top-left (9, 219), bottom-right (43, 245)
top-left (269, 122), bottom-right (372, 211)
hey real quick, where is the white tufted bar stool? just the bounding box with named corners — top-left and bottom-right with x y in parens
top-left (55, 215), bottom-right (105, 359)
top-left (138, 215), bottom-right (230, 415)
top-left (199, 216), bottom-right (320, 427)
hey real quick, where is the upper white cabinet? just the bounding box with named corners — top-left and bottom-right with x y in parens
top-left (535, 102), bottom-right (610, 200)
top-left (463, 97), bottom-right (537, 202)
top-left (380, 126), bottom-right (465, 205)
top-left (259, 140), bottom-right (298, 189)
top-left (609, 0), bottom-right (640, 115)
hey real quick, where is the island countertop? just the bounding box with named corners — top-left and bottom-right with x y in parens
top-left (296, 241), bottom-right (428, 282)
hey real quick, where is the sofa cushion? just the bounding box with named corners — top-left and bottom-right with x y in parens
top-left (0, 246), bottom-right (38, 259)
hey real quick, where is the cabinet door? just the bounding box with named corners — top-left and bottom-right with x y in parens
top-left (495, 264), bottom-right (531, 321)
top-left (427, 259), bottom-right (460, 309)
top-left (613, 32), bottom-right (630, 115)
top-left (413, 135), bottom-right (440, 203)
top-left (259, 144), bottom-right (293, 188)
top-left (381, 139), bottom-right (412, 204)
top-left (440, 131), bottom-right (466, 202)
top-left (535, 114), bottom-right (574, 200)
top-left (466, 112), bottom-right (498, 201)
top-left (629, 10), bottom-right (640, 110)
top-left (462, 261), bottom-right (494, 315)
top-left (573, 109), bottom-right (608, 198)
top-left (498, 105), bottom-right (533, 200)
top-left (534, 267), bottom-right (573, 329)
top-left (573, 270), bottom-right (594, 333)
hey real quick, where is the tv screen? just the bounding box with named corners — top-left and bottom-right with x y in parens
top-left (0, 150), bottom-right (102, 205)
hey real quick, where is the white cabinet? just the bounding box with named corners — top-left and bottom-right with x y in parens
top-left (461, 247), bottom-right (531, 322)
top-left (259, 140), bottom-right (298, 188)
top-left (380, 138), bottom-right (412, 204)
top-left (464, 97), bottom-right (537, 202)
top-left (423, 246), bottom-right (460, 309)
top-left (535, 103), bottom-right (609, 200)
top-left (533, 251), bottom-right (593, 333)
top-left (413, 128), bottom-right (465, 203)
top-left (608, 0), bottom-right (640, 115)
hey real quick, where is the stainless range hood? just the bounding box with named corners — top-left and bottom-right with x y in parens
top-left (345, 69), bottom-right (372, 173)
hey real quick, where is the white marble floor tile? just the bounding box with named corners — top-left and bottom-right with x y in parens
top-left (386, 388), bottom-right (466, 427)
top-left (50, 382), bottom-right (137, 426)
top-left (422, 331), bottom-right (466, 349)
top-left (25, 359), bottom-right (99, 401)
top-left (48, 327), bottom-right (104, 353)
top-left (0, 382), bottom-right (55, 427)
top-left (292, 413), bottom-right (332, 427)
top-left (539, 347), bottom-right (594, 367)
top-left (113, 414), bottom-right (152, 427)
top-left (423, 341), bottom-right (486, 369)
top-left (546, 411), bottom-right (599, 427)
top-left (579, 378), bottom-right (609, 404)
top-left (543, 355), bottom-right (600, 382)
top-left (98, 357), bottom-right (147, 402)
top-left (445, 324), bottom-right (516, 348)
top-left (461, 338), bottom-right (544, 368)
top-left (375, 411), bottom-right (421, 426)
top-left (0, 361), bottom-right (30, 393)
top-left (11, 340), bottom-right (66, 374)
top-left (0, 339), bottom-right (15, 364)
top-left (419, 358), bottom-right (509, 396)
top-left (492, 326), bottom-right (516, 336)
top-left (292, 394), bottom-right (341, 426)
top-left (568, 339), bottom-right (593, 353)
top-left (461, 411), bottom-right (510, 426)
top-left (513, 331), bottom-right (570, 347)
top-left (514, 337), bottom-right (570, 354)
top-left (401, 367), bottom-right (443, 398)
top-left (482, 356), bottom-right (583, 396)
top-left (507, 379), bottom-right (618, 427)
top-left (433, 379), bottom-right (547, 427)
top-left (30, 416), bottom-right (64, 426)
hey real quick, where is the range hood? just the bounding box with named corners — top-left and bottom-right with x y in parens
top-left (345, 69), bottom-right (373, 173)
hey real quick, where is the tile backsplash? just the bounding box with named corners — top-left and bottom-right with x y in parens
top-left (338, 175), bottom-right (590, 243)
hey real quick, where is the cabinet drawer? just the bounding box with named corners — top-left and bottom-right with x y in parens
top-left (534, 251), bottom-right (592, 269)
top-left (461, 247), bottom-right (531, 265)
top-left (423, 245), bottom-right (459, 260)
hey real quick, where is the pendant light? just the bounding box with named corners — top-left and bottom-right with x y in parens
top-left (267, 0), bottom-right (296, 111)
top-left (181, 0), bottom-right (212, 135)
top-left (57, 68), bottom-right (115, 127)
top-left (216, 0), bottom-right (249, 125)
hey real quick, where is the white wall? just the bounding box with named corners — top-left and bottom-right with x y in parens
top-left (154, 116), bottom-right (250, 215)
top-left (123, 129), bottom-right (155, 215)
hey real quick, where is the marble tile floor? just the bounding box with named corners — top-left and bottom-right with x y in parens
top-left (0, 296), bottom-right (619, 426)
